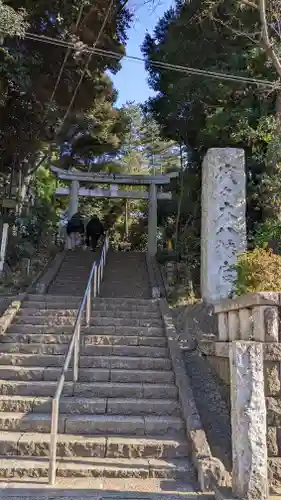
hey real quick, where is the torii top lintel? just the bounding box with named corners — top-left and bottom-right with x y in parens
top-left (50, 166), bottom-right (178, 185)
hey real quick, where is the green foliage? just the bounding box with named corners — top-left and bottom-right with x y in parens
top-left (178, 226), bottom-right (200, 271)
top-left (129, 223), bottom-right (148, 251)
top-left (156, 250), bottom-right (178, 264)
top-left (0, 0), bottom-right (131, 185)
top-left (252, 220), bottom-right (281, 250)
top-left (0, 1), bottom-right (28, 39)
top-left (119, 102), bottom-right (180, 174)
top-left (141, 0), bottom-right (281, 232)
top-left (142, 0), bottom-right (277, 150)
top-left (4, 165), bottom-right (59, 268)
top-left (234, 248), bottom-right (281, 295)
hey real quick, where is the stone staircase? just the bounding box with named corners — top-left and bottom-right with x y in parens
top-left (101, 251), bottom-right (151, 298)
top-left (47, 248), bottom-right (99, 296)
top-left (0, 250), bottom-right (199, 492)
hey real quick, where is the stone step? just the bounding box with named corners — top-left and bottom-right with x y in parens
top-left (25, 298), bottom-right (159, 309)
top-left (0, 366), bottom-right (108, 382)
top-left (53, 275), bottom-right (90, 281)
top-left (14, 316), bottom-right (163, 327)
top-left (0, 413), bottom-right (184, 435)
top-left (53, 272), bottom-right (90, 277)
top-left (0, 432), bottom-right (189, 459)
top-left (46, 285), bottom-right (87, 291)
top-left (0, 381), bottom-right (178, 399)
top-left (7, 324), bottom-right (164, 336)
top-left (27, 295), bottom-right (81, 302)
top-left (0, 366), bottom-right (174, 384)
top-left (0, 396), bottom-right (180, 416)
top-left (47, 291), bottom-right (85, 297)
top-left (53, 276), bottom-right (92, 280)
top-left (100, 292), bottom-right (152, 300)
top-left (19, 309), bottom-right (161, 319)
top-left (23, 302), bottom-right (159, 313)
top-left (28, 295), bottom-right (158, 306)
top-left (0, 396), bottom-right (106, 414)
top-left (0, 352), bottom-right (171, 370)
top-left (0, 344), bottom-right (169, 359)
top-left (1, 333), bottom-right (167, 347)
top-left (0, 456), bottom-right (195, 480)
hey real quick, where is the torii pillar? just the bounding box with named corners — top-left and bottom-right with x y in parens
top-left (148, 183), bottom-right (157, 256)
top-left (68, 180), bottom-right (79, 218)
top-left (66, 180), bottom-right (79, 249)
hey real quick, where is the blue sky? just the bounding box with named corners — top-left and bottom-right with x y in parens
top-left (111, 0), bottom-right (173, 106)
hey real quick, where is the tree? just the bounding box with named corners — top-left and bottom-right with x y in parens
top-left (0, 1), bottom-right (28, 42)
top-left (0, 0), bottom-right (131, 209)
top-left (119, 102), bottom-right (180, 174)
top-left (53, 84), bottom-right (130, 172)
top-left (142, 0), bottom-right (281, 233)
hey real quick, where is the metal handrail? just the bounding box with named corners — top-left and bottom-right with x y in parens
top-left (48, 234), bottom-right (109, 485)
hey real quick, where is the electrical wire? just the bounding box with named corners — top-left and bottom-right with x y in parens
top-left (28, 3), bottom-right (85, 174)
top-left (25, 31), bottom-right (276, 88)
top-left (45, 2), bottom-right (85, 118)
top-left (59, 0), bottom-right (115, 129)
top-left (26, 0), bottom-right (113, 173)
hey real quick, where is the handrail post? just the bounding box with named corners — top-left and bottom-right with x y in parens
top-left (49, 398), bottom-right (59, 485)
top-left (73, 322), bottom-right (81, 383)
top-left (101, 254), bottom-right (104, 280)
top-left (98, 265), bottom-right (101, 295)
top-left (100, 263), bottom-right (102, 291)
top-left (93, 267), bottom-right (97, 298)
top-left (86, 286), bottom-right (91, 327)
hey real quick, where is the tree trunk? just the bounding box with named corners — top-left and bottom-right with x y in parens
top-left (124, 199), bottom-right (129, 239)
top-left (276, 90), bottom-right (281, 131)
top-left (175, 143), bottom-right (184, 254)
top-left (17, 173), bottom-right (31, 217)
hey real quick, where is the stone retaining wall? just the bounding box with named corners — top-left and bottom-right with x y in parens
top-left (201, 337), bottom-right (281, 489)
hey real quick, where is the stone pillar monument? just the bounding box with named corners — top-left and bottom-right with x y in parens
top-left (201, 148), bottom-right (246, 302)
top-left (230, 342), bottom-right (268, 499)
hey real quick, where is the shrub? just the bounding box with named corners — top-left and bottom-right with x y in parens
top-left (252, 220), bottom-right (281, 253)
top-left (233, 248), bottom-right (281, 295)
top-left (156, 249), bottom-right (178, 264)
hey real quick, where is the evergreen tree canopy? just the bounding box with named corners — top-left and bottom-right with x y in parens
top-left (0, 0), bottom-right (131, 183)
top-left (142, 0), bottom-right (281, 223)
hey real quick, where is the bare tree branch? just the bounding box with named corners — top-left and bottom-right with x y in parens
top-left (259, 0), bottom-right (281, 78)
top-left (213, 16), bottom-right (259, 44)
top-left (239, 0), bottom-right (259, 10)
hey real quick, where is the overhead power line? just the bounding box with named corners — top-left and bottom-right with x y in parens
top-left (25, 31), bottom-right (276, 88)
top-left (45, 3), bottom-right (85, 118)
top-left (28, 4), bottom-right (85, 176)
top-left (60, 0), bottom-right (115, 128)
top-left (29, 0), bottom-right (113, 175)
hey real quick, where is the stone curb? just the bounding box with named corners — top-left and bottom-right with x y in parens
top-left (0, 296), bottom-right (23, 335)
top-left (151, 255), bottom-right (166, 299)
top-left (145, 253), bottom-right (160, 299)
top-left (35, 250), bottom-right (66, 294)
top-left (201, 339), bottom-right (281, 361)
top-left (0, 251), bottom-right (65, 337)
top-left (213, 485), bottom-right (236, 499)
top-left (158, 298), bottom-right (231, 492)
top-left (214, 292), bottom-right (280, 314)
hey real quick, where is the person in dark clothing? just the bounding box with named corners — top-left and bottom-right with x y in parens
top-left (86, 215), bottom-right (104, 251)
top-left (66, 212), bottom-right (85, 249)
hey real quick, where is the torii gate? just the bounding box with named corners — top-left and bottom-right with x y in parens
top-left (51, 167), bottom-right (178, 256)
